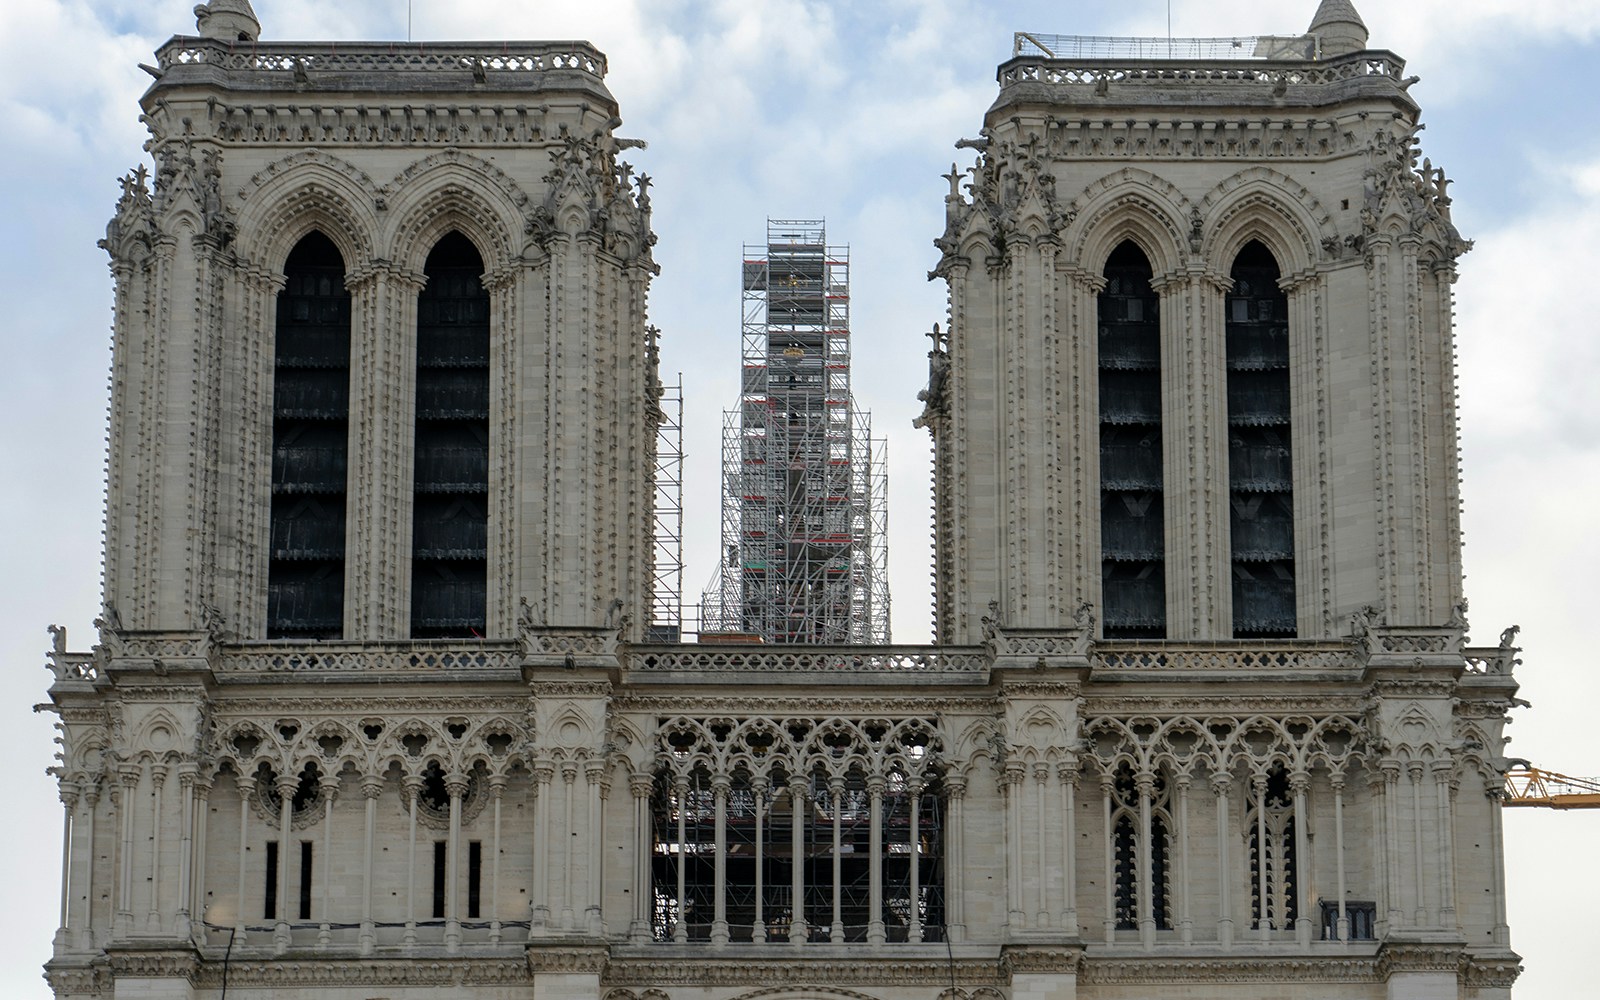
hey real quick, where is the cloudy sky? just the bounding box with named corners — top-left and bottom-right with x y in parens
top-left (3, 0), bottom-right (1598, 996)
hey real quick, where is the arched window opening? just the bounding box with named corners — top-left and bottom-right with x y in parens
top-left (1099, 241), bottom-right (1165, 638)
top-left (269, 231), bottom-right (349, 638)
top-left (1247, 764), bottom-right (1298, 932)
top-left (1226, 241), bottom-right (1295, 638)
top-left (1109, 763), bottom-right (1172, 931)
top-left (413, 231), bottom-right (489, 638)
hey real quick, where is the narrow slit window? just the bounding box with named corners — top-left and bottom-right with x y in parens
top-left (468, 840), bottom-right (482, 918)
top-left (432, 841), bottom-right (448, 919)
top-left (298, 841), bottom-right (313, 920)
top-left (264, 840), bottom-right (279, 920)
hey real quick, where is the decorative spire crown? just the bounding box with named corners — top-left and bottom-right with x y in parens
top-left (1309, 0), bottom-right (1369, 57)
top-left (194, 0), bottom-right (261, 41)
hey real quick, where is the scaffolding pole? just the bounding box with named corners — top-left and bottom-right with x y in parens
top-left (702, 220), bottom-right (889, 644)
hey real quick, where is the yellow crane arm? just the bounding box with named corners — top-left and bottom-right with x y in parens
top-left (1502, 765), bottom-right (1600, 809)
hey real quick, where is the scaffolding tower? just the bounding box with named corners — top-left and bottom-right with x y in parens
top-left (649, 373), bottom-right (684, 642)
top-left (702, 220), bottom-right (890, 644)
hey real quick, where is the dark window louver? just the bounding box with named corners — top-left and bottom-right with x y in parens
top-left (1099, 241), bottom-right (1166, 638)
top-left (1227, 241), bottom-right (1296, 637)
top-left (268, 232), bottom-right (349, 638)
top-left (413, 232), bottom-right (489, 638)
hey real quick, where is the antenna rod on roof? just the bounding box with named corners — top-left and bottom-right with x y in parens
top-left (408, 0), bottom-right (413, 42)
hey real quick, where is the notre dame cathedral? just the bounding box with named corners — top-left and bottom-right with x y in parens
top-left (42, 1), bottom-right (1526, 998)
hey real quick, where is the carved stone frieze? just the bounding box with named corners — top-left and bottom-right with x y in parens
top-left (1000, 945), bottom-right (1085, 974)
top-left (526, 946), bottom-right (609, 974)
top-left (192, 957), bottom-right (531, 986)
top-left (1080, 956), bottom-right (1382, 984)
top-left (1375, 943), bottom-right (1469, 976)
top-left (104, 947), bottom-right (200, 979)
top-left (1460, 954), bottom-right (1523, 989)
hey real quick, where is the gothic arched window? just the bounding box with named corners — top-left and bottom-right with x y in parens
top-left (412, 231), bottom-right (489, 638)
top-left (1109, 762), bottom-right (1171, 931)
top-left (1099, 241), bottom-right (1165, 638)
top-left (1226, 241), bottom-right (1295, 637)
top-left (1246, 764), bottom-right (1299, 932)
top-left (268, 231), bottom-right (350, 638)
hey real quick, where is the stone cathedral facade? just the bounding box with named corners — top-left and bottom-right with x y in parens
top-left (43, 2), bottom-right (1526, 999)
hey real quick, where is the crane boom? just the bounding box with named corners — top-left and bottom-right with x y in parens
top-left (1502, 765), bottom-right (1600, 809)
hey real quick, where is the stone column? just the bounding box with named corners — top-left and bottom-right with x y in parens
top-left (1004, 763), bottom-right (1025, 932)
top-left (489, 776), bottom-right (506, 944)
top-left (318, 775), bottom-right (338, 948)
top-left (445, 771), bottom-right (468, 951)
top-left (673, 776), bottom-right (688, 943)
top-left (531, 763), bottom-right (552, 931)
top-left (54, 782), bottom-right (77, 948)
top-left (585, 761), bottom-right (606, 935)
top-left (711, 774), bottom-right (730, 945)
top-left (751, 778), bottom-right (767, 942)
top-left (232, 773), bottom-right (253, 942)
top-left (1433, 763), bottom-right (1457, 926)
top-left (1212, 770), bottom-right (1234, 948)
top-left (359, 777), bottom-right (382, 954)
top-left (788, 774), bottom-right (807, 943)
top-left (148, 763), bottom-right (168, 932)
top-left (944, 774), bottom-right (967, 942)
top-left (1034, 763), bottom-right (1050, 927)
top-left (1332, 773), bottom-right (1348, 942)
top-left (1176, 774), bottom-right (1193, 944)
top-left (629, 774), bottom-right (653, 943)
top-left (867, 774), bottom-right (886, 944)
top-left (76, 781), bottom-right (100, 950)
top-left (1136, 771), bottom-right (1155, 948)
top-left (273, 771), bottom-right (296, 953)
top-left (174, 766), bottom-right (197, 939)
top-left (1057, 763), bottom-right (1078, 935)
top-left (189, 773), bottom-right (211, 942)
top-left (1292, 771), bottom-right (1312, 946)
top-left (828, 776), bottom-right (845, 943)
top-left (908, 776), bottom-right (923, 943)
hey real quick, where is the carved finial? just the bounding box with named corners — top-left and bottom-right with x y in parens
top-left (195, 1), bottom-right (261, 42)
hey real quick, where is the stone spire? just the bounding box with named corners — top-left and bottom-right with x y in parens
top-left (1309, 0), bottom-right (1369, 57)
top-left (194, 0), bottom-right (261, 41)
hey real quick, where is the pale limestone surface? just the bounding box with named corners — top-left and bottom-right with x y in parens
top-left (41, 4), bottom-right (1523, 1000)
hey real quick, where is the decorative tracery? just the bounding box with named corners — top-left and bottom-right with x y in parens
top-left (650, 716), bottom-right (947, 944)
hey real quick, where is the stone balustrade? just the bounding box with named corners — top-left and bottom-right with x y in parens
top-left (156, 38), bottom-right (608, 80)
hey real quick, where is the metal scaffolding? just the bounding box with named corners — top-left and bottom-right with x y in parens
top-left (701, 220), bottom-right (890, 644)
top-left (650, 374), bottom-right (684, 642)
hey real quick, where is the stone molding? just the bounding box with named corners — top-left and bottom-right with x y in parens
top-left (601, 956), bottom-right (1007, 987)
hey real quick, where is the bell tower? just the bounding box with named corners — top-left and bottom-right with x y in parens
top-left (924, 0), bottom-right (1470, 645)
top-left (97, 3), bottom-right (659, 644)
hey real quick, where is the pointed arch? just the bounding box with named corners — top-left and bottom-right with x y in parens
top-left (384, 153), bottom-right (525, 274)
top-left (1200, 168), bottom-right (1333, 278)
top-left (1070, 168), bottom-right (1190, 277)
top-left (236, 153), bottom-right (381, 273)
